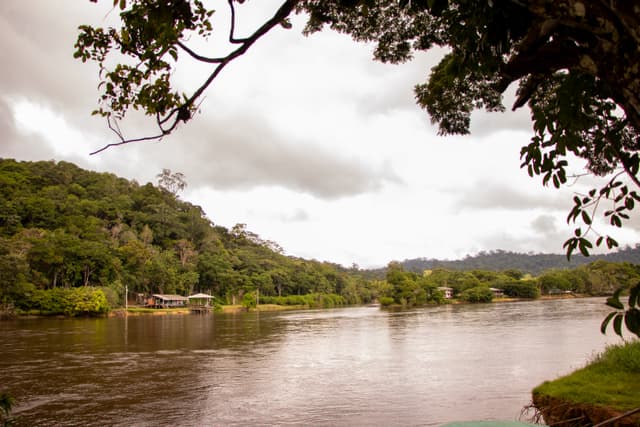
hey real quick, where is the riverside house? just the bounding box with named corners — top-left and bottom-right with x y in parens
top-left (489, 288), bottom-right (505, 298)
top-left (147, 294), bottom-right (189, 308)
top-left (438, 286), bottom-right (454, 299)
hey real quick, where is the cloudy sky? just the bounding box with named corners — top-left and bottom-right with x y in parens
top-left (2, 1), bottom-right (638, 268)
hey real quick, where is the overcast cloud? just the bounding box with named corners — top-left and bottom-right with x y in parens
top-left (1, 1), bottom-right (638, 267)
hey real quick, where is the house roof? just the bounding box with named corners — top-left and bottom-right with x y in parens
top-left (152, 294), bottom-right (188, 301)
top-left (188, 293), bottom-right (214, 299)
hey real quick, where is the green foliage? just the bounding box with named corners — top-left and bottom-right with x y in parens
top-left (536, 262), bottom-right (640, 296)
top-left (0, 391), bottom-right (15, 426)
top-left (591, 341), bottom-right (640, 374)
top-left (601, 283), bottom-right (640, 339)
top-left (378, 296), bottom-right (395, 307)
top-left (366, 248), bottom-right (640, 279)
top-left (259, 293), bottom-right (346, 308)
top-left (25, 287), bottom-right (109, 317)
top-left (242, 291), bottom-right (257, 309)
top-left (78, 0), bottom-right (640, 257)
top-left (458, 286), bottom-right (493, 303)
top-left (75, 0), bottom-right (213, 121)
top-left (0, 159), bottom-right (375, 313)
top-left (534, 341), bottom-right (640, 412)
top-left (300, 0), bottom-right (640, 259)
top-left (384, 262), bottom-right (443, 307)
top-left (498, 281), bottom-right (539, 299)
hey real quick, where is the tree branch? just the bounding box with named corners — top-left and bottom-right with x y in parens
top-left (91, 0), bottom-right (300, 155)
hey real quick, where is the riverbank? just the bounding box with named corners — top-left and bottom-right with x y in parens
top-left (106, 303), bottom-right (307, 317)
top-left (4, 292), bottom-right (589, 320)
top-left (532, 340), bottom-right (640, 426)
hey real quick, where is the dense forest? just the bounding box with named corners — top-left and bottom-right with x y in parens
top-left (1, 159), bottom-right (638, 316)
top-left (0, 159), bottom-right (375, 314)
top-left (362, 247), bottom-right (640, 279)
top-left (376, 260), bottom-right (640, 307)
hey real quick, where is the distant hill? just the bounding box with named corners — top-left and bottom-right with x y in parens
top-left (363, 247), bottom-right (640, 278)
top-left (0, 158), bottom-right (375, 310)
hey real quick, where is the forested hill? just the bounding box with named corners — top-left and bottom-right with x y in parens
top-left (363, 247), bottom-right (640, 278)
top-left (0, 159), bottom-right (374, 310)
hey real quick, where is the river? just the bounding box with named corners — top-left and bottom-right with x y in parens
top-left (0, 298), bottom-right (620, 426)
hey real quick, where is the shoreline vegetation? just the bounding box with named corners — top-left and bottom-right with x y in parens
top-left (1, 291), bottom-right (586, 320)
top-left (532, 340), bottom-right (640, 426)
top-left (2, 160), bottom-right (638, 423)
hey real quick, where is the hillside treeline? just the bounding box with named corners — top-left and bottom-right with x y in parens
top-left (362, 247), bottom-right (640, 279)
top-left (380, 260), bottom-right (640, 307)
top-left (0, 159), bottom-right (375, 312)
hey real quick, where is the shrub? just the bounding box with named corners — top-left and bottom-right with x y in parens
top-left (379, 296), bottom-right (395, 306)
top-left (242, 292), bottom-right (257, 309)
top-left (499, 281), bottom-right (540, 299)
top-left (459, 286), bottom-right (493, 303)
top-left (26, 287), bottom-right (109, 316)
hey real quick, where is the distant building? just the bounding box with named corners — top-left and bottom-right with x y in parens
top-left (438, 286), bottom-right (453, 299)
top-left (188, 293), bottom-right (215, 307)
top-left (489, 288), bottom-right (505, 298)
top-left (147, 294), bottom-right (188, 308)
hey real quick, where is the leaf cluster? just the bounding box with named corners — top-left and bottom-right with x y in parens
top-left (76, 0), bottom-right (640, 258)
top-left (299, 0), bottom-right (640, 258)
top-left (75, 0), bottom-right (213, 123)
top-left (601, 283), bottom-right (640, 339)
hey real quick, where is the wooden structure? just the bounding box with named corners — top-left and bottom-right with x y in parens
top-left (146, 294), bottom-right (188, 308)
top-left (438, 286), bottom-right (454, 299)
top-left (188, 293), bottom-right (215, 314)
top-left (489, 288), bottom-right (505, 298)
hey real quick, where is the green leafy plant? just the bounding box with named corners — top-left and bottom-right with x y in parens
top-left (459, 286), bottom-right (493, 303)
top-left (0, 391), bottom-right (15, 426)
top-left (601, 283), bottom-right (640, 338)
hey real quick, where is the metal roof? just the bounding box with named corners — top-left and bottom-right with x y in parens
top-left (188, 293), bottom-right (214, 299)
top-left (151, 294), bottom-right (188, 301)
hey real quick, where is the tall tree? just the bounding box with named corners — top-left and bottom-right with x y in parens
top-left (156, 169), bottom-right (187, 196)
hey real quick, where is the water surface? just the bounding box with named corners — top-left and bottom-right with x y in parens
top-left (0, 298), bottom-right (619, 426)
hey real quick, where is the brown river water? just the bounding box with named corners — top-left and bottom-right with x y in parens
top-left (0, 298), bottom-right (620, 426)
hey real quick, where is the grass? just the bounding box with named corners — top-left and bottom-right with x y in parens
top-left (533, 340), bottom-right (640, 411)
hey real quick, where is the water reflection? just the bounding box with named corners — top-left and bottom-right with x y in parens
top-left (0, 298), bottom-right (619, 426)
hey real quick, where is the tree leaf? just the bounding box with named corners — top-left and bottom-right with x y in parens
top-left (606, 295), bottom-right (624, 310)
top-left (578, 238), bottom-right (592, 257)
top-left (625, 197), bottom-right (634, 210)
top-left (629, 283), bottom-right (640, 308)
top-left (624, 308), bottom-right (640, 337)
top-left (601, 311), bottom-right (617, 334)
top-left (613, 314), bottom-right (623, 337)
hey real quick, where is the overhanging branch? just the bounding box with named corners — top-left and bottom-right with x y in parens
top-left (91, 0), bottom-right (301, 155)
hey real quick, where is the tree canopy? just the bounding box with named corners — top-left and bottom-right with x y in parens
top-left (76, 0), bottom-right (640, 257)
top-left (0, 158), bottom-right (376, 313)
